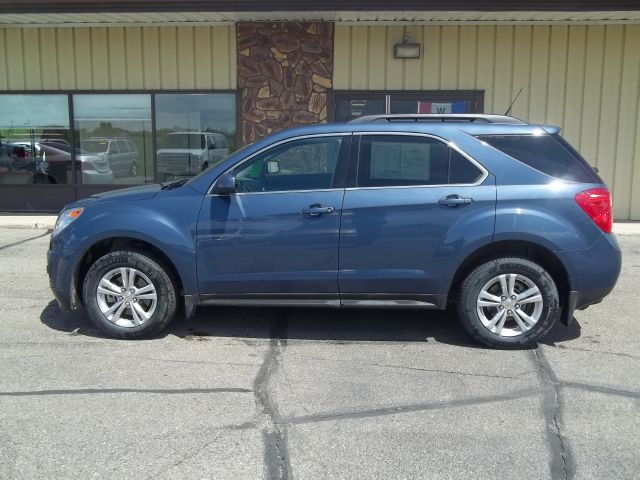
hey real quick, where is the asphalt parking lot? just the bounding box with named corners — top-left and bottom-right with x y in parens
top-left (0, 228), bottom-right (638, 480)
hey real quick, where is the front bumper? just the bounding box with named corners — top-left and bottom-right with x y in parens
top-left (47, 242), bottom-right (78, 311)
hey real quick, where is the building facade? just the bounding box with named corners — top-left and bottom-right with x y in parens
top-left (1, 1), bottom-right (639, 219)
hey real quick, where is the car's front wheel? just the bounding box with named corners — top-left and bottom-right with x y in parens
top-left (457, 257), bottom-right (559, 349)
top-left (82, 250), bottom-right (177, 338)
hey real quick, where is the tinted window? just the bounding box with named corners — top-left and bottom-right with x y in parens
top-left (117, 140), bottom-right (130, 153)
top-left (74, 94), bottom-right (153, 185)
top-left (357, 135), bottom-right (482, 187)
top-left (476, 134), bottom-right (601, 183)
top-left (0, 94), bottom-right (71, 185)
top-left (233, 136), bottom-right (345, 193)
top-left (450, 149), bottom-right (483, 184)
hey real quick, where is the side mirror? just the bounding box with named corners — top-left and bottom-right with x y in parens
top-left (213, 172), bottom-right (236, 195)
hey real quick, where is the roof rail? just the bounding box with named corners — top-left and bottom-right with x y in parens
top-left (348, 114), bottom-right (527, 125)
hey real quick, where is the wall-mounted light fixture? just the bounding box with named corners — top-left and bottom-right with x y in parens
top-left (394, 28), bottom-right (421, 59)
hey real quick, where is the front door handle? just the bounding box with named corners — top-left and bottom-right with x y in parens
top-left (438, 194), bottom-right (473, 208)
top-left (302, 204), bottom-right (335, 217)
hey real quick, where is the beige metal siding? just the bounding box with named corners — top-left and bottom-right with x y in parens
top-left (334, 24), bottom-right (640, 220)
top-left (0, 26), bottom-right (236, 91)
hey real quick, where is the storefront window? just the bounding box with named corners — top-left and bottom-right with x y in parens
top-left (390, 98), bottom-right (471, 114)
top-left (155, 93), bottom-right (236, 182)
top-left (73, 94), bottom-right (153, 185)
top-left (334, 95), bottom-right (385, 122)
top-left (333, 91), bottom-right (483, 122)
top-left (0, 95), bottom-right (71, 185)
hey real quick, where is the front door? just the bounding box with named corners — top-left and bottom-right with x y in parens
top-left (338, 133), bottom-right (496, 304)
top-left (196, 134), bottom-right (351, 299)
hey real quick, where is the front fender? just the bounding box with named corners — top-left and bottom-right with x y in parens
top-left (63, 191), bottom-right (203, 294)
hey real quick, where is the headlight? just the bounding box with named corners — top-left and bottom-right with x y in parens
top-left (53, 207), bottom-right (84, 236)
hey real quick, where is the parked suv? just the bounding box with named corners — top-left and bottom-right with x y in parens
top-left (78, 137), bottom-right (138, 179)
top-left (47, 115), bottom-right (621, 348)
top-left (156, 132), bottom-right (229, 180)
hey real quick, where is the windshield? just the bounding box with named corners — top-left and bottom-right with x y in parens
top-left (158, 134), bottom-right (205, 150)
top-left (80, 140), bottom-right (109, 154)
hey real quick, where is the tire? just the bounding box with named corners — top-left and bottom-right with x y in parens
top-left (82, 250), bottom-right (178, 339)
top-left (457, 257), bottom-right (559, 349)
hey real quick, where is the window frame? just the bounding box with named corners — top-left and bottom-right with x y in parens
top-left (349, 132), bottom-right (488, 190)
top-left (209, 133), bottom-right (353, 196)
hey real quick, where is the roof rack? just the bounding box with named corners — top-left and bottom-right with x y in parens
top-left (348, 114), bottom-right (527, 125)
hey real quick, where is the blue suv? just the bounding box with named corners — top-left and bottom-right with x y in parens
top-left (47, 114), bottom-right (621, 348)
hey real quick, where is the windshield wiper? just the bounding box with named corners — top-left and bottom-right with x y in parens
top-left (160, 178), bottom-right (189, 190)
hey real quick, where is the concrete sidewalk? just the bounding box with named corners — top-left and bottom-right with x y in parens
top-left (0, 214), bottom-right (639, 235)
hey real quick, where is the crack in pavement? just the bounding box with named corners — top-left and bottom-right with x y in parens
top-left (254, 313), bottom-right (292, 480)
top-left (142, 433), bottom-right (224, 480)
top-left (0, 387), bottom-right (252, 397)
top-left (362, 361), bottom-right (532, 381)
top-left (0, 229), bottom-right (51, 251)
top-left (280, 387), bottom-right (546, 426)
top-left (533, 348), bottom-right (575, 480)
top-left (555, 344), bottom-right (640, 360)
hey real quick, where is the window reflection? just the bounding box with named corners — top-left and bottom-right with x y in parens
top-left (0, 95), bottom-right (71, 185)
top-left (73, 94), bottom-right (153, 184)
top-left (155, 94), bottom-right (236, 182)
top-left (335, 97), bottom-right (385, 122)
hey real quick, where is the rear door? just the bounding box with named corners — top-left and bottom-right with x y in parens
top-left (338, 133), bottom-right (496, 305)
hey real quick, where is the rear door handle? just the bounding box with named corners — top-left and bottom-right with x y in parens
top-left (438, 194), bottom-right (473, 208)
top-left (302, 204), bottom-right (335, 217)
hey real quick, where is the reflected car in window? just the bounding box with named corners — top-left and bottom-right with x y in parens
top-left (156, 132), bottom-right (229, 180)
top-left (78, 138), bottom-right (136, 180)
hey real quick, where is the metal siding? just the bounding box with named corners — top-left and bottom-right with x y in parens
top-left (39, 28), bottom-right (59, 89)
top-left (22, 28), bottom-right (42, 89)
top-left (440, 26), bottom-right (459, 89)
top-left (56, 27), bottom-right (76, 89)
top-left (0, 25), bottom-right (236, 91)
top-left (177, 26), bottom-right (195, 89)
top-left (334, 24), bottom-right (640, 220)
top-left (125, 27), bottom-right (144, 89)
top-left (0, 30), bottom-right (7, 90)
top-left (108, 27), bottom-right (127, 89)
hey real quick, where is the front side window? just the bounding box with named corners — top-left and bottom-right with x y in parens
top-left (233, 136), bottom-right (346, 193)
top-left (74, 94), bottom-right (153, 185)
top-left (357, 135), bottom-right (483, 187)
top-left (0, 94), bottom-right (71, 185)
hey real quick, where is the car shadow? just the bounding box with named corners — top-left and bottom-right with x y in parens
top-left (40, 300), bottom-right (582, 348)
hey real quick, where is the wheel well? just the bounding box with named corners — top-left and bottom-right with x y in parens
top-left (449, 240), bottom-right (570, 309)
top-left (75, 237), bottom-right (184, 305)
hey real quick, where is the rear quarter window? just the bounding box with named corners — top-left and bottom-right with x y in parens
top-left (476, 134), bottom-right (601, 183)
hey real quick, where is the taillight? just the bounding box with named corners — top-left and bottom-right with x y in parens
top-left (575, 188), bottom-right (612, 233)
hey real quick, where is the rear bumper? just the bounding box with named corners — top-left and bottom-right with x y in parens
top-left (556, 233), bottom-right (621, 323)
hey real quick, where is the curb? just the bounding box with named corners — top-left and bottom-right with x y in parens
top-left (0, 216), bottom-right (57, 229)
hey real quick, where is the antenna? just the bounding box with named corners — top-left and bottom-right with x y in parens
top-left (504, 88), bottom-right (523, 116)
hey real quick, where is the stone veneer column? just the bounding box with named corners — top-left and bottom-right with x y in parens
top-left (237, 22), bottom-right (334, 144)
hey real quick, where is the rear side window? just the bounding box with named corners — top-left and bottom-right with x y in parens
top-left (476, 134), bottom-right (601, 183)
top-left (357, 135), bottom-right (484, 187)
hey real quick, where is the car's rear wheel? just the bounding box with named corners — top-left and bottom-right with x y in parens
top-left (82, 250), bottom-right (177, 338)
top-left (457, 257), bottom-right (559, 349)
